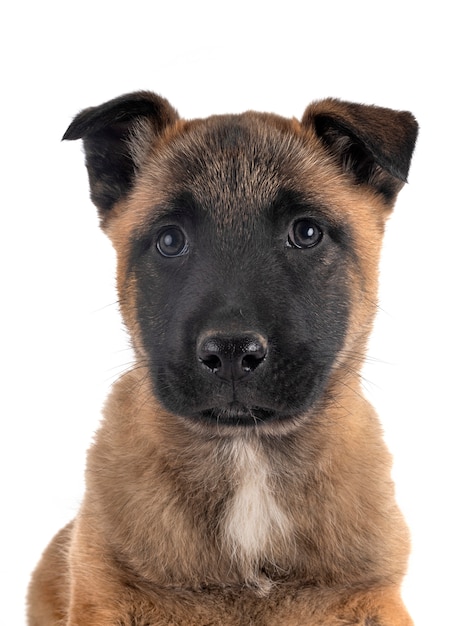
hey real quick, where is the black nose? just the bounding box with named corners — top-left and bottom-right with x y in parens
top-left (197, 332), bottom-right (267, 382)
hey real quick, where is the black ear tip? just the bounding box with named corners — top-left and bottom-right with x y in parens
top-left (62, 126), bottom-right (76, 141)
top-left (62, 107), bottom-right (95, 141)
top-left (62, 92), bottom-right (179, 143)
top-left (62, 124), bottom-right (86, 141)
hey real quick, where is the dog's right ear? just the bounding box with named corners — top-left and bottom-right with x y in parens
top-left (63, 91), bottom-right (179, 222)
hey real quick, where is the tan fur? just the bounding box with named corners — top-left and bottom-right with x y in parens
top-left (28, 94), bottom-right (417, 625)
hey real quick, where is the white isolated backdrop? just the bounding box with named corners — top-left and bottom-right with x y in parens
top-left (1, 1), bottom-right (472, 624)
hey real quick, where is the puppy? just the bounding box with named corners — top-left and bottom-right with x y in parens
top-left (28, 92), bottom-right (418, 625)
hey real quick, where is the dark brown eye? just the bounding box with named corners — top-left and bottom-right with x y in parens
top-left (156, 226), bottom-right (189, 257)
top-left (287, 219), bottom-right (323, 249)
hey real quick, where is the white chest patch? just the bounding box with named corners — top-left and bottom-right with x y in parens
top-left (221, 441), bottom-right (291, 579)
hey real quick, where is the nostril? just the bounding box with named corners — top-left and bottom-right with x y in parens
top-left (241, 353), bottom-right (264, 373)
top-left (241, 339), bottom-right (266, 373)
top-left (197, 338), bottom-right (225, 374)
top-left (200, 353), bottom-right (222, 373)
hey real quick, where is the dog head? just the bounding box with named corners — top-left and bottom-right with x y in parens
top-left (64, 92), bottom-right (417, 433)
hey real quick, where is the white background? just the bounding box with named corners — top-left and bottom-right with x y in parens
top-left (1, 1), bottom-right (473, 624)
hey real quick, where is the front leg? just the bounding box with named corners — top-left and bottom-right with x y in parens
top-left (66, 579), bottom-right (244, 626)
top-left (264, 584), bottom-right (413, 626)
top-left (341, 586), bottom-right (413, 626)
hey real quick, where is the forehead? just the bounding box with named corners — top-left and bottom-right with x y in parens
top-left (159, 113), bottom-right (310, 193)
top-left (134, 114), bottom-right (335, 224)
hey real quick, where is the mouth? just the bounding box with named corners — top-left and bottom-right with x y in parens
top-left (194, 402), bottom-right (284, 427)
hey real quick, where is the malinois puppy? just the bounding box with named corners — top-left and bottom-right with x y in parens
top-left (28, 92), bottom-right (418, 625)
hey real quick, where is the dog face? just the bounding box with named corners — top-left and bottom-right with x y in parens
top-left (64, 93), bottom-right (417, 433)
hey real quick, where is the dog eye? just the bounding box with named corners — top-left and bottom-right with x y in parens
top-left (287, 219), bottom-right (323, 249)
top-left (156, 226), bottom-right (189, 257)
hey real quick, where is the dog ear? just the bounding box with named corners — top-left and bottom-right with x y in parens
top-left (302, 99), bottom-right (418, 203)
top-left (63, 91), bottom-right (179, 220)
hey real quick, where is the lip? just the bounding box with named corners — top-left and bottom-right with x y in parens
top-left (192, 402), bottom-right (293, 427)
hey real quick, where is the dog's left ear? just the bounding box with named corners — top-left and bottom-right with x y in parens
top-left (302, 99), bottom-right (418, 203)
top-left (63, 91), bottom-right (179, 223)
